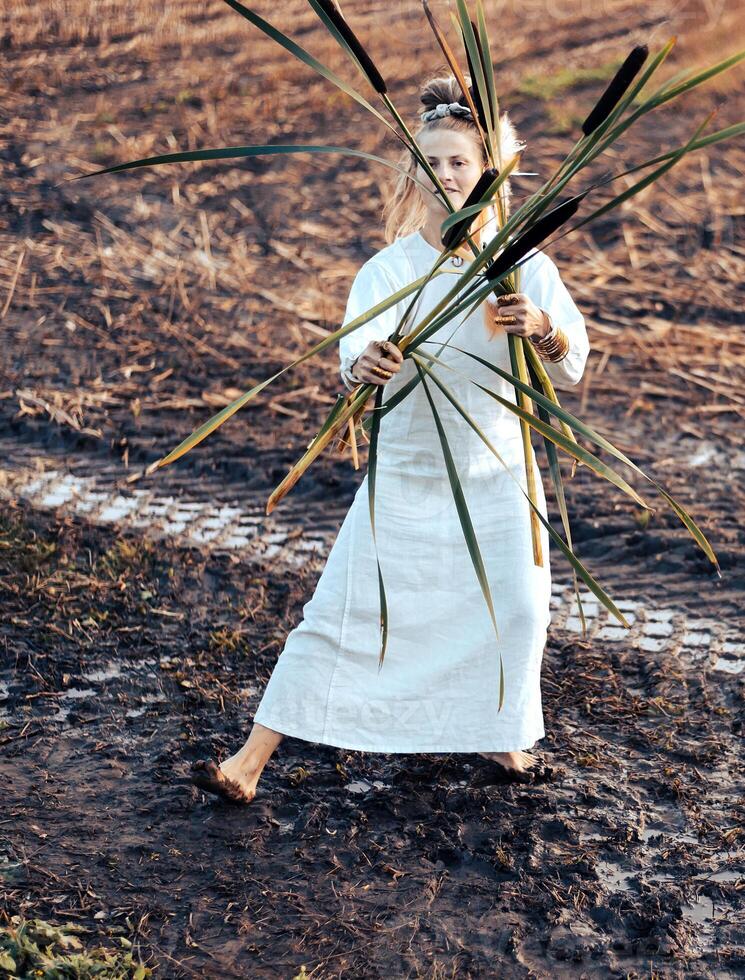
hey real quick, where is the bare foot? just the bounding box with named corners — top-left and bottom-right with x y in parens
top-left (190, 758), bottom-right (256, 804)
top-left (218, 754), bottom-right (261, 802)
top-left (478, 750), bottom-right (538, 773)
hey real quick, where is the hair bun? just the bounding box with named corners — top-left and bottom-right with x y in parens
top-left (419, 73), bottom-right (472, 112)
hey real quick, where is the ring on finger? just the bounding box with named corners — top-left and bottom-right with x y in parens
top-left (372, 364), bottom-right (392, 377)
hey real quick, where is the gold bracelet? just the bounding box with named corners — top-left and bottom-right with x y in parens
top-left (529, 311), bottom-right (570, 362)
top-left (531, 329), bottom-right (570, 361)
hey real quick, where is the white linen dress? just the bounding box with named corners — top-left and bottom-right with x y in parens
top-left (252, 230), bottom-right (590, 752)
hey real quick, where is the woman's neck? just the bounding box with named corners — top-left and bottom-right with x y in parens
top-left (419, 212), bottom-right (484, 255)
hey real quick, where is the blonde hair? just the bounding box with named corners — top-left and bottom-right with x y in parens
top-left (382, 73), bottom-right (525, 244)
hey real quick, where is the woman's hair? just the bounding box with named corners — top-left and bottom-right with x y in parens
top-left (382, 72), bottom-right (526, 244)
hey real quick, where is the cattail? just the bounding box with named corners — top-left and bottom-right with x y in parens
top-left (441, 167), bottom-right (500, 250)
top-left (313, 0), bottom-right (387, 95)
top-left (484, 193), bottom-right (587, 282)
top-left (581, 45), bottom-right (648, 136)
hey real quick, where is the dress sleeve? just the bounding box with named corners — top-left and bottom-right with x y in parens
top-left (338, 260), bottom-right (402, 391)
top-left (519, 250), bottom-right (590, 390)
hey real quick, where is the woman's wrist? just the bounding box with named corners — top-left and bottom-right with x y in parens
top-left (528, 310), bottom-right (570, 361)
top-left (529, 309), bottom-right (555, 342)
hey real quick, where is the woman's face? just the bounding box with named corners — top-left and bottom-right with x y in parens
top-left (415, 127), bottom-right (485, 214)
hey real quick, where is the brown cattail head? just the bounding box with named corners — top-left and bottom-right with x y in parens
top-left (441, 167), bottom-right (500, 250)
top-left (581, 45), bottom-right (649, 136)
top-left (484, 192), bottom-right (587, 282)
top-left (313, 0), bottom-right (387, 94)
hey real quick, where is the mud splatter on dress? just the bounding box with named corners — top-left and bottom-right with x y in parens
top-left (253, 230), bottom-right (590, 752)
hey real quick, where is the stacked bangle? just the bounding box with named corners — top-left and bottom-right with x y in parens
top-left (529, 310), bottom-right (570, 362)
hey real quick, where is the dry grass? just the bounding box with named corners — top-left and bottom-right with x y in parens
top-left (0, 1), bottom-right (743, 466)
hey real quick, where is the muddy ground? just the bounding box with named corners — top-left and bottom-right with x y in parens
top-left (1, 0), bottom-right (744, 977)
top-left (1, 497), bottom-right (743, 978)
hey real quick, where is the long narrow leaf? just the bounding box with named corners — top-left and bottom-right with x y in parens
top-left (524, 341), bottom-right (580, 473)
top-left (475, 0), bottom-right (499, 135)
top-left (459, 26), bottom-right (488, 134)
top-left (645, 45), bottom-right (745, 109)
top-left (366, 381), bottom-right (391, 669)
top-left (526, 357), bottom-right (586, 635)
top-left (628, 121), bottom-right (745, 171)
top-left (475, 356), bottom-right (653, 510)
top-left (410, 352), bottom-right (632, 628)
top-left (427, 342), bottom-right (720, 572)
top-left (454, 1), bottom-right (494, 153)
top-left (74, 142), bottom-right (441, 202)
top-left (571, 110), bottom-right (716, 232)
top-left (155, 269), bottom-right (445, 468)
top-left (421, 0), bottom-right (490, 163)
top-left (219, 0), bottom-right (402, 143)
top-left (413, 359), bottom-right (506, 709)
top-left (267, 383), bottom-right (373, 513)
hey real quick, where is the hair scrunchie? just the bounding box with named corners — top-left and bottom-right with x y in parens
top-left (420, 101), bottom-right (473, 122)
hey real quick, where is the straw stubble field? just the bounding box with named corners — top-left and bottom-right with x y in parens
top-left (1, 1), bottom-right (744, 977)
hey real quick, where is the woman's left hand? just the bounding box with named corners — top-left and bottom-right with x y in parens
top-left (485, 293), bottom-right (548, 341)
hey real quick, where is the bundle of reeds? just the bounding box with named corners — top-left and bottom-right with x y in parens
top-left (79, 0), bottom-right (745, 692)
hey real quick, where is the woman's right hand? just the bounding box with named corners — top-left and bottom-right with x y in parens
top-left (350, 339), bottom-right (404, 385)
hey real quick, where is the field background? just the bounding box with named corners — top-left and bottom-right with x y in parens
top-left (1, 1), bottom-right (744, 977)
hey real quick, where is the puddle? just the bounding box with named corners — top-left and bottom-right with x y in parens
top-left (595, 859), bottom-right (636, 891)
top-left (691, 869), bottom-right (742, 885)
top-left (345, 779), bottom-right (390, 795)
top-left (639, 828), bottom-right (698, 845)
top-left (682, 892), bottom-right (716, 938)
top-left (58, 688), bottom-right (97, 700)
top-left (79, 659), bottom-right (161, 683)
top-left (82, 663), bottom-right (124, 682)
top-left (712, 658), bottom-right (744, 675)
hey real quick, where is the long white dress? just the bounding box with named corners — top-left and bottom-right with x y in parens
top-left (252, 230), bottom-right (590, 752)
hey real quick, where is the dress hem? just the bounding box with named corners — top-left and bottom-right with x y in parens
top-left (251, 713), bottom-right (545, 754)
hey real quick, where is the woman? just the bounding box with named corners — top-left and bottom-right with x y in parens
top-left (191, 74), bottom-right (590, 804)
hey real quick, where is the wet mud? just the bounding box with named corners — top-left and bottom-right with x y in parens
top-left (1, 499), bottom-right (743, 978)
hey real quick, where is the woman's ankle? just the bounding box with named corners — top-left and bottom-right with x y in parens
top-left (222, 750), bottom-right (261, 778)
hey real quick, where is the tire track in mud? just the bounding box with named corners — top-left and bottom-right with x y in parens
top-left (1, 437), bottom-right (742, 683)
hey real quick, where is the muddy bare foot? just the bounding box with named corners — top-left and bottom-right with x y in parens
top-left (478, 750), bottom-right (537, 772)
top-left (217, 755), bottom-right (261, 801)
top-left (190, 758), bottom-right (258, 804)
top-left (474, 750), bottom-right (542, 785)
